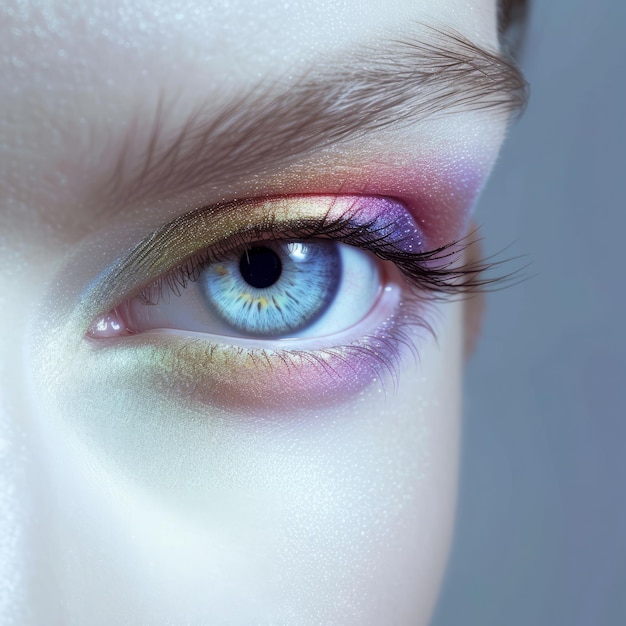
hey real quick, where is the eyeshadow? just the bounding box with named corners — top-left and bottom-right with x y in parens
top-left (323, 196), bottom-right (426, 254)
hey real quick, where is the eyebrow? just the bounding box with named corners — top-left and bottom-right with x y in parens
top-left (99, 28), bottom-right (528, 209)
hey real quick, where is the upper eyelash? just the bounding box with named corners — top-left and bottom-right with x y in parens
top-left (134, 211), bottom-right (510, 307)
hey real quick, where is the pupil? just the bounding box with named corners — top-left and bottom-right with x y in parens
top-left (239, 246), bottom-right (283, 289)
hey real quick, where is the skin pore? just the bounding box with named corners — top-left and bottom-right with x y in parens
top-left (0, 0), bottom-right (525, 624)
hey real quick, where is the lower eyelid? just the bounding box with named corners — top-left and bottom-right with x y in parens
top-left (83, 279), bottom-right (435, 412)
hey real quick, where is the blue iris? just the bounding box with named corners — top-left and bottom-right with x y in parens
top-left (200, 240), bottom-right (341, 337)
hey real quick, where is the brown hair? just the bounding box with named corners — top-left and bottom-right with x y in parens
top-left (499, 0), bottom-right (530, 57)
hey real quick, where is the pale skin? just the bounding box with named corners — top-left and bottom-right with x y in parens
top-left (0, 0), bottom-right (514, 624)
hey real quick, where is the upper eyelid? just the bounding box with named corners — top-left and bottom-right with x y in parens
top-left (83, 195), bottom-right (497, 334)
top-left (86, 195), bottom-right (415, 315)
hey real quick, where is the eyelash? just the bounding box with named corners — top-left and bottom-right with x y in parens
top-left (135, 211), bottom-right (495, 309)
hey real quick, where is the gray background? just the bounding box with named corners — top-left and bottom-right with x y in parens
top-left (431, 1), bottom-right (626, 624)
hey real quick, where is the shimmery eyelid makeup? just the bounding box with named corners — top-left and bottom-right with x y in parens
top-left (87, 195), bottom-right (426, 319)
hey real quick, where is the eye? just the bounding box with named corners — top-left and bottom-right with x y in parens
top-left (95, 238), bottom-right (382, 340)
top-left (83, 195), bottom-right (486, 409)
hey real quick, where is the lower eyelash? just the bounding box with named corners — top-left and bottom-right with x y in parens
top-left (85, 282), bottom-right (435, 413)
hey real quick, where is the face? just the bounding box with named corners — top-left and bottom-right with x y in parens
top-left (0, 0), bottom-right (524, 623)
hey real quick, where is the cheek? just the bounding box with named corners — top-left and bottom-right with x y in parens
top-left (24, 301), bottom-right (463, 625)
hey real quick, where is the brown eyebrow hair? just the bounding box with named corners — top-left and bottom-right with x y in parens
top-left (100, 28), bottom-right (528, 209)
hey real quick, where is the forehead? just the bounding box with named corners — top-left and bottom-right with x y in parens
top-left (3, 0), bottom-right (498, 86)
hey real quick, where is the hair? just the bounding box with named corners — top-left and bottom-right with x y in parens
top-left (498, 0), bottom-right (530, 58)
